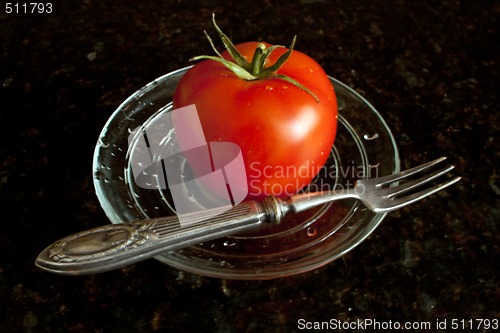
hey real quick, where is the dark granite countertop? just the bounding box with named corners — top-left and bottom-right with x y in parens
top-left (0, 1), bottom-right (498, 332)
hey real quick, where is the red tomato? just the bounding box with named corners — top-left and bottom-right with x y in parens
top-left (173, 41), bottom-right (337, 200)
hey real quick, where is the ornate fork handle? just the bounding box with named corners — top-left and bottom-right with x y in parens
top-left (36, 199), bottom-right (276, 275)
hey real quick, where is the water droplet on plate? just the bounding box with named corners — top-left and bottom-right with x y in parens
top-left (307, 227), bottom-right (317, 237)
top-left (363, 133), bottom-right (380, 140)
top-left (337, 100), bottom-right (345, 111)
top-left (223, 239), bottom-right (236, 247)
top-left (220, 260), bottom-right (231, 268)
top-left (98, 140), bottom-right (109, 148)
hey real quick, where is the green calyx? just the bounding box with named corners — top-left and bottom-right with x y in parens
top-left (191, 14), bottom-right (319, 103)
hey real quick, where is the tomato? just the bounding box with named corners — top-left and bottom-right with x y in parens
top-left (172, 19), bottom-right (337, 200)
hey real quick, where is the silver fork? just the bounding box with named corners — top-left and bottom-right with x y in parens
top-left (36, 157), bottom-right (460, 275)
top-left (289, 156), bottom-right (461, 214)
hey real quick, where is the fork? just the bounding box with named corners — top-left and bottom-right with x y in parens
top-left (36, 157), bottom-right (460, 275)
top-left (289, 156), bottom-right (461, 214)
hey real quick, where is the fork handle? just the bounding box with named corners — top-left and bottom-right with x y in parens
top-left (35, 192), bottom-right (353, 275)
top-left (35, 201), bottom-right (269, 275)
top-left (285, 189), bottom-right (359, 214)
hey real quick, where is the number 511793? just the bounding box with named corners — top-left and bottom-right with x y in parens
top-left (5, 3), bottom-right (53, 14)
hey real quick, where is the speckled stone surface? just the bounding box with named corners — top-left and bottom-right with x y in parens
top-left (0, 1), bottom-right (498, 332)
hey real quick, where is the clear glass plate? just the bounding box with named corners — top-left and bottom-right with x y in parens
top-left (92, 67), bottom-right (400, 280)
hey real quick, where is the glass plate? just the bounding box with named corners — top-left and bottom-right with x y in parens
top-left (92, 67), bottom-right (400, 280)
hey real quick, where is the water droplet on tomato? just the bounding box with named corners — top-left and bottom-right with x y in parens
top-left (265, 85), bottom-right (273, 91)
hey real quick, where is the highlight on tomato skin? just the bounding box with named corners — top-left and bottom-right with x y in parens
top-left (172, 17), bottom-right (338, 201)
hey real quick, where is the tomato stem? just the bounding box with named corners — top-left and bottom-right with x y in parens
top-left (249, 43), bottom-right (266, 76)
top-left (191, 13), bottom-right (319, 102)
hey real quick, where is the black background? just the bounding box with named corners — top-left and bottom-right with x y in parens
top-left (1, 1), bottom-right (498, 332)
